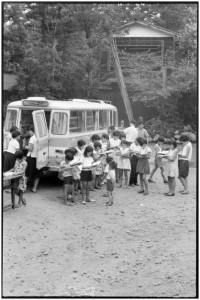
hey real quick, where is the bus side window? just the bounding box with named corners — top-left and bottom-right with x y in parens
top-left (70, 111), bottom-right (85, 133)
top-left (4, 110), bottom-right (17, 131)
top-left (51, 112), bottom-right (68, 135)
top-left (110, 111), bottom-right (113, 125)
top-left (113, 111), bottom-right (117, 127)
top-left (86, 111), bottom-right (95, 131)
top-left (99, 111), bottom-right (109, 130)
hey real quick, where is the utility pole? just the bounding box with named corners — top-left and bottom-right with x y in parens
top-left (110, 38), bottom-right (134, 122)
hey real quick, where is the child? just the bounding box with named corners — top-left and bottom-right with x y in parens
top-left (102, 156), bottom-right (113, 195)
top-left (106, 160), bottom-right (117, 206)
top-left (136, 137), bottom-right (152, 196)
top-left (80, 146), bottom-right (95, 204)
top-left (76, 140), bottom-right (86, 159)
top-left (161, 141), bottom-right (178, 196)
top-left (68, 147), bottom-right (82, 196)
top-left (93, 141), bottom-right (104, 189)
top-left (120, 132), bottom-right (126, 141)
top-left (178, 135), bottom-right (192, 194)
top-left (108, 130), bottom-right (121, 182)
top-left (117, 140), bottom-right (131, 188)
top-left (129, 138), bottom-right (141, 186)
top-left (101, 133), bottom-right (109, 151)
top-left (90, 134), bottom-right (101, 148)
top-left (7, 150), bottom-right (28, 208)
top-left (107, 125), bottom-right (115, 140)
top-left (148, 137), bottom-right (168, 184)
top-left (59, 152), bottom-right (74, 205)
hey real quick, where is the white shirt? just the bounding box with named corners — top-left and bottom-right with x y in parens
top-left (179, 142), bottom-right (192, 161)
top-left (75, 147), bottom-right (84, 159)
top-left (27, 135), bottom-right (37, 158)
top-left (130, 142), bottom-right (141, 154)
top-left (80, 156), bottom-right (94, 168)
top-left (124, 125), bottom-right (138, 142)
top-left (7, 139), bottom-right (19, 154)
top-left (107, 169), bottom-right (116, 182)
top-left (140, 146), bottom-right (152, 155)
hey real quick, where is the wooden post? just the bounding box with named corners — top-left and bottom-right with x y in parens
top-left (110, 38), bottom-right (134, 122)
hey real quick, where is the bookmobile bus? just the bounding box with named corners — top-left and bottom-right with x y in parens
top-left (3, 97), bottom-right (118, 172)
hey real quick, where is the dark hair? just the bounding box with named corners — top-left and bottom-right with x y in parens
top-left (12, 130), bottom-right (21, 139)
top-left (91, 134), bottom-right (100, 142)
top-left (130, 119), bottom-right (136, 125)
top-left (84, 146), bottom-right (93, 157)
top-left (121, 140), bottom-right (129, 146)
top-left (109, 160), bottom-right (117, 170)
top-left (15, 150), bottom-right (24, 160)
top-left (113, 130), bottom-right (121, 137)
top-left (22, 148), bottom-right (28, 157)
top-left (102, 133), bottom-right (109, 140)
top-left (180, 135), bottom-right (189, 142)
top-left (29, 126), bottom-right (35, 133)
top-left (138, 121), bottom-right (144, 126)
top-left (108, 125), bottom-right (115, 131)
top-left (143, 138), bottom-right (147, 144)
top-left (64, 148), bottom-right (77, 156)
top-left (77, 140), bottom-right (86, 147)
top-left (136, 137), bottom-right (145, 146)
top-left (94, 141), bottom-right (102, 150)
top-left (65, 152), bottom-right (74, 161)
top-left (158, 137), bottom-right (165, 143)
top-left (106, 156), bottom-right (113, 164)
top-left (10, 126), bottom-right (18, 133)
top-left (169, 141), bottom-right (177, 149)
top-left (120, 132), bottom-right (126, 138)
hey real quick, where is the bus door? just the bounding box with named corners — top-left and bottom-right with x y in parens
top-left (32, 110), bottom-right (49, 170)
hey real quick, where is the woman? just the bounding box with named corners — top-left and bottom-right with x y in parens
top-left (4, 130), bottom-right (20, 172)
top-left (25, 126), bottom-right (42, 192)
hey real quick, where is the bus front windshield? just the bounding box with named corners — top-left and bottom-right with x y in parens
top-left (4, 110), bottom-right (18, 131)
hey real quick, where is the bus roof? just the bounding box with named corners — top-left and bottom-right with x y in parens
top-left (7, 98), bottom-right (117, 110)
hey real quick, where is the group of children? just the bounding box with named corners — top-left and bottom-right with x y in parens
top-left (58, 125), bottom-right (193, 205)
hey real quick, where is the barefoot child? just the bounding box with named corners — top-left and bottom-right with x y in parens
top-left (136, 137), bottom-right (152, 196)
top-left (106, 161), bottom-right (117, 206)
top-left (148, 137), bottom-right (168, 184)
top-left (80, 146), bottom-right (95, 204)
top-left (102, 156), bottom-right (113, 197)
top-left (59, 152), bottom-right (74, 205)
top-left (117, 140), bottom-right (131, 188)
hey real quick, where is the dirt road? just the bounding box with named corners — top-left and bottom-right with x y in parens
top-left (3, 168), bottom-right (196, 297)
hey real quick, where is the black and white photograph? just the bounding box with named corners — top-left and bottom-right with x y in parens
top-left (2, 1), bottom-right (198, 297)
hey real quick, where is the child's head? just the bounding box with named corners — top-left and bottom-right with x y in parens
top-left (94, 141), bottom-right (102, 150)
top-left (113, 130), bottom-right (120, 140)
top-left (84, 145), bottom-right (93, 157)
top-left (22, 148), bottom-right (28, 160)
top-left (77, 139), bottom-right (86, 150)
top-left (29, 126), bottom-right (35, 137)
top-left (91, 134), bottom-right (100, 143)
top-left (12, 130), bottom-right (21, 140)
top-left (138, 121), bottom-right (144, 129)
top-left (107, 125), bottom-right (115, 135)
top-left (109, 160), bottom-right (117, 170)
top-left (101, 133), bottom-right (109, 143)
top-left (158, 136), bottom-right (165, 145)
top-left (169, 141), bottom-right (177, 150)
top-left (65, 152), bottom-right (74, 162)
top-left (15, 150), bottom-right (24, 162)
top-left (120, 132), bottom-right (126, 141)
top-left (137, 137), bottom-right (145, 147)
top-left (130, 119), bottom-right (136, 126)
top-left (68, 147), bottom-right (78, 156)
top-left (121, 140), bottom-right (129, 148)
top-left (134, 138), bottom-right (139, 146)
top-left (106, 156), bottom-right (113, 164)
top-left (180, 135), bottom-right (189, 144)
top-left (10, 125), bottom-right (18, 133)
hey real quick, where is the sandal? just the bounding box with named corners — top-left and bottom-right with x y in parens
top-left (138, 190), bottom-right (144, 193)
top-left (143, 192), bottom-right (149, 196)
top-left (148, 179), bottom-right (155, 183)
top-left (103, 194), bottom-right (109, 197)
top-left (181, 190), bottom-right (189, 194)
top-left (22, 198), bottom-right (26, 206)
top-left (165, 193), bottom-right (175, 196)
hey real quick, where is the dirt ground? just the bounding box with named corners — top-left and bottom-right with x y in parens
top-left (3, 164), bottom-right (196, 297)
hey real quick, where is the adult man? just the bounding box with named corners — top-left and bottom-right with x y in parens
top-left (124, 119), bottom-right (138, 144)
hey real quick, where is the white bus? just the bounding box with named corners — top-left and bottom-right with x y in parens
top-left (3, 97), bottom-right (118, 171)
